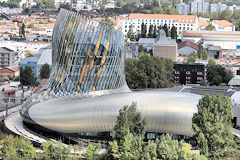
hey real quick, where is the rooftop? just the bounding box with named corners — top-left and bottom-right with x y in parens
top-left (182, 30), bottom-right (240, 37)
top-left (198, 19), bottom-right (209, 28)
top-left (155, 30), bottom-right (177, 46)
top-left (213, 20), bottom-right (234, 28)
top-left (178, 40), bottom-right (199, 50)
top-left (129, 13), bottom-right (197, 21)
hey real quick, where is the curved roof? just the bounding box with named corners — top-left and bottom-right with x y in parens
top-left (28, 91), bottom-right (200, 137)
top-left (228, 75), bottom-right (240, 86)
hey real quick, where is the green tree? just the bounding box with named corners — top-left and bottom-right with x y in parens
top-left (27, 23), bottom-right (34, 28)
top-left (156, 134), bottom-right (181, 160)
top-left (25, 51), bottom-right (32, 58)
top-left (170, 25), bottom-right (177, 39)
top-left (192, 94), bottom-right (239, 159)
top-left (202, 49), bottom-right (208, 60)
top-left (206, 63), bottom-right (233, 85)
top-left (141, 23), bottom-right (147, 38)
top-left (125, 55), bottom-right (174, 89)
top-left (101, 18), bottom-right (113, 27)
top-left (40, 63), bottom-right (51, 79)
top-left (112, 103), bottom-right (146, 141)
top-left (109, 103), bottom-right (145, 160)
top-left (82, 144), bottom-right (97, 160)
top-left (0, 135), bottom-right (36, 159)
top-left (21, 23), bottom-right (25, 37)
top-left (197, 43), bottom-right (203, 58)
top-left (34, 0), bottom-right (55, 8)
top-left (20, 66), bottom-right (36, 86)
top-left (205, 23), bottom-right (215, 31)
top-left (141, 140), bottom-right (158, 160)
top-left (153, 25), bottom-right (157, 38)
top-left (187, 52), bottom-right (197, 63)
top-left (163, 23), bottom-right (169, 37)
top-left (148, 24), bottom-right (154, 38)
top-left (127, 24), bottom-right (135, 41)
top-left (57, 3), bottom-right (71, 12)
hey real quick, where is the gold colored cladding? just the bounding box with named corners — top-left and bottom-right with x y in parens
top-left (59, 17), bottom-right (80, 84)
top-left (56, 19), bottom-right (74, 83)
top-left (53, 15), bottom-right (72, 82)
top-left (30, 11), bottom-right (72, 101)
top-left (86, 25), bottom-right (105, 82)
top-left (92, 30), bottom-right (111, 91)
top-left (78, 47), bottom-right (91, 84)
top-left (35, 14), bottom-right (74, 102)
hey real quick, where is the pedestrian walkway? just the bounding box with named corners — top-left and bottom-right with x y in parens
top-left (4, 111), bottom-right (47, 144)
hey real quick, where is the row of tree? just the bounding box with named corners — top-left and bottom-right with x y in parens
top-left (127, 23), bottom-right (178, 41)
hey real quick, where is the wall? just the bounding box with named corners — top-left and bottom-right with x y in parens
top-left (178, 46), bottom-right (197, 56)
top-left (154, 45), bottom-right (177, 60)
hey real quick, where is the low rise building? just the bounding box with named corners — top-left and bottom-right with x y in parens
top-left (178, 40), bottom-right (199, 56)
top-left (19, 56), bottom-right (39, 77)
top-left (0, 66), bottom-right (19, 79)
top-left (198, 19), bottom-right (209, 30)
top-left (207, 46), bottom-right (222, 59)
top-left (174, 62), bottom-right (205, 85)
top-left (212, 20), bottom-right (235, 32)
top-left (154, 30), bottom-right (177, 60)
top-left (182, 30), bottom-right (240, 50)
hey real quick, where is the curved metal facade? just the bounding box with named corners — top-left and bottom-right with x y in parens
top-left (21, 9), bottom-right (200, 137)
top-left (21, 9), bottom-right (128, 119)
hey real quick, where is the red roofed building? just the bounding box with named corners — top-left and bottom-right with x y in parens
top-left (212, 20), bottom-right (235, 31)
top-left (0, 66), bottom-right (19, 79)
top-left (198, 19), bottom-right (209, 30)
top-left (122, 13), bottom-right (198, 35)
top-left (178, 40), bottom-right (199, 56)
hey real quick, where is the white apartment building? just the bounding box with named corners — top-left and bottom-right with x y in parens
top-left (0, 41), bottom-right (27, 65)
top-left (122, 14), bottom-right (198, 36)
top-left (189, 0), bottom-right (209, 14)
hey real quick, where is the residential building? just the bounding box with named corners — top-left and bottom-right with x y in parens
top-left (37, 45), bottom-right (52, 79)
top-left (26, 42), bottom-right (51, 55)
top-left (177, 0), bottom-right (240, 15)
top-left (0, 47), bottom-right (16, 68)
top-left (0, 41), bottom-right (27, 64)
top-left (212, 20), bottom-right (235, 31)
top-left (178, 40), bottom-right (199, 56)
top-left (0, 66), bottom-right (19, 79)
top-left (19, 56), bottom-right (39, 77)
top-left (174, 62), bottom-right (205, 85)
top-left (122, 13), bottom-right (198, 35)
top-left (176, 4), bottom-right (189, 15)
top-left (189, 0), bottom-right (209, 14)
top-left (154, 30), bottom-right (177, 60)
